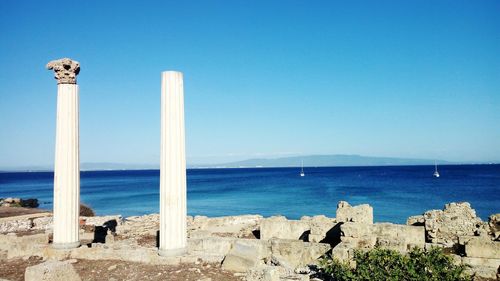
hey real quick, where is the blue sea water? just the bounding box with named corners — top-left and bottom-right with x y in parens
top-left (0, 165), bottom-right (498, 224)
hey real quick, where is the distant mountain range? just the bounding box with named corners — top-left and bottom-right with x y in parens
top-left (0, 162), bottom-right (158, 172)
top-left (191, 154), bottom-right (452, 168)
top-left (4, 155), bottom-right (495, 172)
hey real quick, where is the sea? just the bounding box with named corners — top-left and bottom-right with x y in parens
top-left (0, 165), bottom-right (499, 224)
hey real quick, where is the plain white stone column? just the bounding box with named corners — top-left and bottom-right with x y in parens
top-left (47, 58), bottom-right (81, 249)
top-left (159, 71), bottom-right (187, 257)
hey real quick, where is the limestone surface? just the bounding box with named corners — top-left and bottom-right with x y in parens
top-left (46, 58), bottom-right (80, 84)
top-left (489, 213), bottom-right (500, 241)
top-left (465, 237), bottom-right (500, 259)
top-left (222, 239), bottom-right (270, 272)
top-left (25, 260), bottom-right (81, 281)
top-left (422, 202), bottom-right (484, 246)
top-left (260, 216), bottom-right (310, 241)
top-left (336, 201), bottom-right (373, 224)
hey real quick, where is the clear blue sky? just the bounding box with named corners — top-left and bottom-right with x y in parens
top-left (0, 0), bottom-right (499, 167)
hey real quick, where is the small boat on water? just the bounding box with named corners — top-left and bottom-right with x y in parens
top-left (300, 160), bottom-right (305, 177)
top-left (433, 162), bottom-right (440, 178)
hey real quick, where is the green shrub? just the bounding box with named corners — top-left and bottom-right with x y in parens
top-left (79, 203), bottom-right (95, 217)
top-left (317, 247), bottom-right (470, 281)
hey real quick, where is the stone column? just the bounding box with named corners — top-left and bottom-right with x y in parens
top-left (159, 71), bottom-right (187, 257)
top-left (47, 58), bottom-right (81, 249)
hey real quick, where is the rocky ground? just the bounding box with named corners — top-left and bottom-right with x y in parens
top-left (0, 200), bottom-right (499, 280)
top-left (0, 257), bottom-right (241, 281)
top-left (0, 206), bottom-right (47, 218)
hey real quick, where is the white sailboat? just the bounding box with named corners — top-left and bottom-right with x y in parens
top-left (300, 160), bottom-right (305, 177)
top-left (433, 162), bottom-right (440, 178)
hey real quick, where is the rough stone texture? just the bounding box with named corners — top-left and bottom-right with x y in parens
top-left (190, 215), bottom-right (262, 238)
top-left (222, 239), bottom-right (271, 272)
top-left (260, 216), bottom-right (310, 241)
top-left (339, 222), bottom-right (425, 253)
top-left (489, 213), bottom-right (500, 241)
top-left (46, 58), bottom-right (80, 84)
top-left (462, 257), bottom-right (500, 280)
top-left (0, 218), bottom-right (33, 233)
top-left (372, 223), bottom-right (425, 252)
top-left (116, 214), bottom-right (159, 237)
top-left (82, 215), bottom-right (123, 227)
top-left (269, 239), bottom-right (331, 269)
top-left (307, 215), bottom-right (337, 243)
top-left (245, 265), bottom-right (309, 281)
top-left (189, 237), bottom-right (235, 256)
top-left (0, 233), bottom-right (48, 259)
top-left (33, 216), bottom-right (53, 230)
top-left (330, 243), bottom-right (352, 262)
top-left (117, 214), bottom-right (261, 240)
top-left (0, 212), bottom-right (53, 233)
top-left (1, 209), bottom-right (497, 280)
top-left (406, 215), bottom-right (425, 226)
top-left (464, 237), bottom-right (500, 259)
top-left (422, 202), bottom-right (484, 246)
top-left (336, 201), bottom-right (373, 224)
top-left (25, 260), bottom-right (81, 281)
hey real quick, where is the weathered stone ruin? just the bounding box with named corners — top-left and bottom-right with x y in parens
top-left (1, 201), bottom-right (498, 280)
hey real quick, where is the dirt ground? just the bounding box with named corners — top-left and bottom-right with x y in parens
top-left (0, 207), bottom-right (48, 218)
top-left (0, 258), bottom-right (243, 281)
top-left (0, 256), bottom-right (44, 281)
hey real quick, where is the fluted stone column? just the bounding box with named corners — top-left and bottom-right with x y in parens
top-left (159, 71), bottom-right (187, 257)
top-left (47, 58), bottom-right (81, 249)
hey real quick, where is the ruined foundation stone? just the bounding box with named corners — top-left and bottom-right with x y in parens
top-left (336, 201), bottom-right (373, 224)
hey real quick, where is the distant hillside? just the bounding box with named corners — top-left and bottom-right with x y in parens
top-left (80, 162), bottom-right (158, 171)
top-left (194, 154), bottom-right (451, 168)
top-left (1, 155), bottom-right (455, 172)
top-left (0, 162), bottom-right (159, 172)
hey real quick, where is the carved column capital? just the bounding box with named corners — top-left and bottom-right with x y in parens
top-left (46, 58), bottom-right (80, 84)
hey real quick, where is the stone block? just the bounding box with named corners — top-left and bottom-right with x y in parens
top-left (341, 236), bottom-right (376, 249)
top-left (422, 202), bottom-right (483, 246)
top-left (462, 257), bottom-right (500, 280)
top-left (375, 238), bottom-right (407, 253)
top-left (222, 239), bottom-right (270, 272)
top-left (246, 265), bottom-right (310, 281)
top-left (260, 216), bottom-right (310, 241)
top-left (465, 237), bottom-right (500, 259)
top-left (25, 260), bottom-right (81, 281)
top-left (0, 233), bottom-right (48, 259)
top-left (308, 215), bottom-right (338, 243)
top-left (372, 223), bottom-right (425, 249)
top-left (489, 213), bottom-right (500, 240)
top-left (340, 222), bottom-right (371, 238)
top-left (270, 239), bottom-right (331, 269)
top-left (201, 237), bottom-right (235, 255)
top-left (336, 201), bottom-right (373, 224)
top-left (330, 243), bottom-right (352, 262)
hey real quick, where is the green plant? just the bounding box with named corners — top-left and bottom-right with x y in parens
top-left (317, 247), bottom-right (470, 281)
top-left (79, 203), bottom-right (95, 217)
